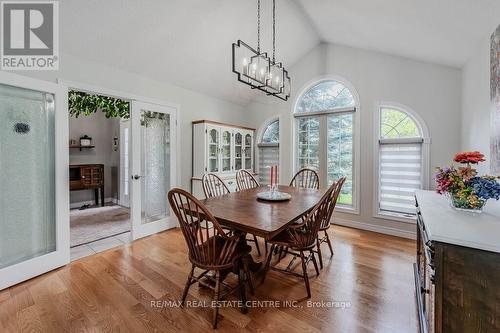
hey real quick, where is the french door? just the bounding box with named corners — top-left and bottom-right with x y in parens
top-left (130, 101), bottom-right (178, 240)
top-left (0, 73), bottom-right (69, 290)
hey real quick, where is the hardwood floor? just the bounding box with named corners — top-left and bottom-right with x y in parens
top-left (0, 226), bottom-right (417, 332)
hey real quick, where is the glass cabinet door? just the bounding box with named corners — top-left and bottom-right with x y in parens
top-left (207, 127), bottom-right (219, 172)
top-left (234, 132), bottom-right (243, 171)
top-left (221, 130), bottom-right (232, 172)
top-left (244, 133), bottom-right (253, 170)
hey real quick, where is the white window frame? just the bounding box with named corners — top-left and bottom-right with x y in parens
top-left (257, 115), bottom-right (281, 183)
top-left (291, 76), bottom-right (361, 214)
top-left (373, 102), bottom-right (431, 223)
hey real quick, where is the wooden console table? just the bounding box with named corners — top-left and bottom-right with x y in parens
top-left (69, 164), bottom-right (105, 207)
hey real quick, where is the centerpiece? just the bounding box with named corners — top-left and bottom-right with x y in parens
top-left (256, 165), bottom-right (291, 201)
top-left (435, 151), bottom-right (500, 213)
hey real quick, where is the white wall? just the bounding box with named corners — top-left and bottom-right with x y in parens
top-left (246, 43), bottom-right (462, 238)
top-left (461, 35), bottom-right (492, 175)
top-left (17, 52), bottom-right (250, 192)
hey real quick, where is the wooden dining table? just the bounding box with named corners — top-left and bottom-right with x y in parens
top-left (198, 185), bottom-right (325, 241)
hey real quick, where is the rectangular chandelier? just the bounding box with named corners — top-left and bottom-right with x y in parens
top-left (232, 40), bottom-right (291, 101)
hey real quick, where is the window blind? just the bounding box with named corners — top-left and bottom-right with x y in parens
top-left (258, 144), bottom-right (279, 184)
top-left (379, 140), bottom-right (423, 216)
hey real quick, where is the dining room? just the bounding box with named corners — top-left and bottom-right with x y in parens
top-left (1, 1), bottom-right (500, 333)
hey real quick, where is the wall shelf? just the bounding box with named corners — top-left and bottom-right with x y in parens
top-left (69, 145), bottom-right (95, 151)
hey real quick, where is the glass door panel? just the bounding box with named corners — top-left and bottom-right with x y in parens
top-left (0, 74), bottom-right (68, 290)
top-left (141, 112), bottom-right (170, 224)
top-left (221, 130), bottom-right (232, 172)
top-left (296, 117), bottom-right (320, 170)
top-left (234, 132), bottom-right (242, 171)
top-left (244, 133), bottom-right (252, 169)
top-left (0, 84), bottom-right (56, 269)
top-left (208, 128), bottom-right (219, 172)
top-left (131, 101), bottom-right (177, 240)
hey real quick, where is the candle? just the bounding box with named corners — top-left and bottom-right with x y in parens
top-left (270, 166), bottom-right (273, 187)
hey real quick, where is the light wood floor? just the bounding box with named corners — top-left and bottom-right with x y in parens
top-left (0, 226), bottom-right (417, 333)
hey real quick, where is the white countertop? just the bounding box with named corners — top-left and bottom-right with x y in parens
top-left (416, 190), bottom-right (500, 253)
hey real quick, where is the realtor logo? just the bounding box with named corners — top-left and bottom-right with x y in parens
top-left (1, 1), bottom-right (59, 70)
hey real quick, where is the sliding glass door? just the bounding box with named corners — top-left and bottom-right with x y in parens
top-left (0, 73), bottom-right (69, 290)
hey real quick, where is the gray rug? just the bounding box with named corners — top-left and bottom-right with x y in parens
top-left (70, 205), bottom-right (130, 247)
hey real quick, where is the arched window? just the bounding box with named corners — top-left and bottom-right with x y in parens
top-left (294, 79), bottom-right (358, 209)
top-left (377, 105), bottom-right (429, 219)
top-left (258, 118), bottom-right (279, 184)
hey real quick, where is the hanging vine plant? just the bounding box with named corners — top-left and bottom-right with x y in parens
top-left (68, 90), bottom-right (130, 119)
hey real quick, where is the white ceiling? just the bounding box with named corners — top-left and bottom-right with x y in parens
top-left (60, 0), bottom-right (500, 105)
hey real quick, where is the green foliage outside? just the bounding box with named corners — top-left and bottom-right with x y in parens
top-left (381, 108), bottom-right (420, 138)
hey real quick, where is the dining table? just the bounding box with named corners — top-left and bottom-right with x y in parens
top-left (194, 185), bottom-right (325, 268)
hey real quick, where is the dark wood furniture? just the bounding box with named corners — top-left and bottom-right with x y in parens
top-left (69, 164), bottom-right (105, 207)
top-left (201, 172), bottom-right (262, 255)
top-left (201, 173), bottom-right (230, 198)
top-left (315, 177), bottom-right (345, 269)
top-left (414, 191), bottom-right (500, 333)
top-left (289, 168), bottom-right (320, 190)
top-left (168, 188), bottom-right (253, 329)
top-left (196, 185), bottom-right (325, 240)
top-left (262, 181), bottom-right (341, 298)
top-left (236, 169), bottom-right (259, 191)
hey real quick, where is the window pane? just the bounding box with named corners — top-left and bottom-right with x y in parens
top-left (296, 117), bottom-right (320, 170)
top-left (296, 81), bottom-right (355, 113)
top-left (380, 108), bottom-right (420, 139)
top-left (327, 113), bottom-right (353, 206)
top-left (261, 120), bottom-right (279, 143)
top-left (259, 146), bottom-right (279, 184)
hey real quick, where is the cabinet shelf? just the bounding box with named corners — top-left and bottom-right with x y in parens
top-left (69, 145), bottom-right (95, 151)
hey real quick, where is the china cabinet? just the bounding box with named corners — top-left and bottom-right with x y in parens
top-left (192, 120), bottom-right (255, 198)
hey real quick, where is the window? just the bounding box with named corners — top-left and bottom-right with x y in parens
top-left (258, 119), bottom-right (279, 184)
top-left (294, 79), bottom-right (357, 208)
top-left (377, 106), bottom-right (427, 219)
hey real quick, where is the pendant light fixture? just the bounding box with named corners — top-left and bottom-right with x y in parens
top-left (232, 0), bottom-right (291, 101)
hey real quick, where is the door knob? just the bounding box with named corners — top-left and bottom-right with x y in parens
top-left (132, 174), bottom-right (142, 180)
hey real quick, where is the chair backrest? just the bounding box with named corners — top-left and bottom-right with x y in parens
top-left (202, 173), bottom-right (230, 198)
top-left (168, 188), bottom-right (239, 268)
top-left (319, 177), bottom-right (346, 229)
top-left (236, 169), bottom-right (259, 191)
top-left (289, 168), bottom-right (320, 189)
top-left (288, 178), bottom-right (345, 248)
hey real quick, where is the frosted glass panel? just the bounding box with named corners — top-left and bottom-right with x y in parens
top-left (141, 111), bottom-right (170, 224)
top-left (0, 83), bottom-right (56, 269)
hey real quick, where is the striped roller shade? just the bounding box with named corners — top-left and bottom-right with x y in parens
top-left (259, 144), bottom-right (279, 185)
top-left (379, 139), bottom-right (423, 215)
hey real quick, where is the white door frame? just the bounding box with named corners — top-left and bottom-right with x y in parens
top-left (59, 80), bottom-right (181, 240)
top-left (0, 72), bottom-right (69, 290)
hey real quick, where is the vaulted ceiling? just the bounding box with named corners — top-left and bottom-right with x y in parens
top-left (61, 0), bottom-right (500, 105)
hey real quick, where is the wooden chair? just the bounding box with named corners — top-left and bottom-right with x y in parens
top-left (316, 177), bottom-right (346, 269)
top-left (202, 173), bottom-right (230, 198)
top-left (235, 170), bottom-right (263, 255)
top-left (262, 180), bottom-right (343, 298)
top-left (236, 169), bottom-right (259, 191)
top-left (168, 188), bottom-right (254, 328)
top-left (289, 168), bottom-right (320, 190)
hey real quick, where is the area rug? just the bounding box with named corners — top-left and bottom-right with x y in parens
top-left (70, 205), bottom-right (130, 247)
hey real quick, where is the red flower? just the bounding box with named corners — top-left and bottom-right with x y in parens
top-left (453, 151), bottom-right (485, 164)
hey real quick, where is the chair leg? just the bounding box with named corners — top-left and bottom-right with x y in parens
top-left (316, 237), bottom-right (323, 269)
top-left (265, 240), bottom-right (268, 254)
top-left (277, 246), bottom-right (284, 263)
top-left (325, 230), bottom-right (334, 256)
top-left (310, 250), bottom-right (320, 277)
top-left (212, 271), bottom-right (221, 329)
top-left (181, 264), bottom-right (195, 307)
top-left (238, 262), bottom-right (248, 314)
top-left (243, 256), bottom-right (255, 295)
top-left (253, 234), bottom-right (261, 256)
top-left (300, 251), bottom-right (311, 298)
top-left (262, 244), bottom-right (275, 284)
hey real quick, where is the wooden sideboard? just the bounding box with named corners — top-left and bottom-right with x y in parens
top-left (414, 190), bottom-right (500, 333)
top-left (69, 164), bottom-right (105, 207)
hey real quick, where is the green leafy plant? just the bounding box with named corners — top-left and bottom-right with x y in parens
top-left (68, 90), bottom-right (130, 119)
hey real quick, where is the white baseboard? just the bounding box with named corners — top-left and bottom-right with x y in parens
top-left (334, 218), bottom-right (416, 240)
top-left (70, 197), bottom-right (118, 209)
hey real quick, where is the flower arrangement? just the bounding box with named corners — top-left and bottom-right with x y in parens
top-left (435, 151), bottom-right (500, 211)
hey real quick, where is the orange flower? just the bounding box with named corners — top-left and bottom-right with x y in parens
top-left (453, 151), bottom-right (485, 164)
